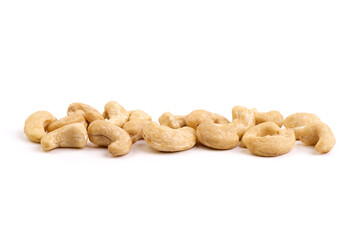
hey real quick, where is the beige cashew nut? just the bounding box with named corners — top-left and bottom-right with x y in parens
top-left (185, 109), bottom-right (229, 129)
top-left (251, 108), bottom-right (284, 127)
top-left (67, 103), bottom-right (101, 116)
top-left (159, 112), bottom-right (186, 129)
top-left (300, 122), bottom-right (335, 153)
top-left (41, 123), bottom-right (88, 151)
top-left (284, 113), bottom-right (321, 140)
top-left (84, 110), bottom-right (105, 123)
top-left (47, 113), bottom-right (87, 132)
top-left (103, 101), bottom-right (130, 128)
top-left (123, 110), bottom-right (152, 142)
top-left (24, 111), bottom-right (57, 142)
top-left (88, 120), bottom-right (132, 156)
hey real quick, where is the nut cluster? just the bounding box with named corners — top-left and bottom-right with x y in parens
top-left (24, 101), bottom-right (336, 157)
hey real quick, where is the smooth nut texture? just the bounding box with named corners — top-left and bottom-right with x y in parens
top-left (47, 113), bottom-right (87, 132)
top-left (84, 110), bottom-right (104, 123)
top-left (67, 103), bottom-right (101, 116)
top-left (252, 108), bottom-right (284, 127)
top-left (300, 122), bottom-right (335, 153)
top-left (103, 101), bottom-right (130, 128)
top-left (159, 112), bottom-right (186, 129)
top-left (88, 120), bottom-right (132, 156)
top-left (142, 122), bottom-right (196, 152)
top-left (123, 110), bottom-right (152, 142)
top-left (284, 113), bottom-right (321, 140)
top-left (185, 109), bottom-right (229, 129)
top-left (24, 111), bottom-right (57, 142)
top-left (41, 123), bottom-right (88, 151)
top-left (241, 122), bottom-right (296, 157)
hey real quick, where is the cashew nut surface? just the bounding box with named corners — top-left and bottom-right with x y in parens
top-left (103, 101), bottom-right (130, 128)
top-left (88, 120), bottom-right (132, 156)
top-left (24, 111), bottom-right (57, 142)
top-left (185, 109), bottom-right (229, 129)
top-left (48, 113), bottom-right (87, 132)
top-left (284, 113), bottom-right (321, 140)
top-left (67, 103), bottom-right (101, 116)
top-left (84, 110), bottom-right (105, 123)
top-left (300, 122), bottom-right (335, 153)
top-left (142, 122), bottom-right (196, 152)
top-left (159, 112), bottom-right (186, 129)
top-left (41, 123), bottom-right (88, 151)
top-left (251, 108), bottom-right (284, 127)
top-left (241, 122), bottom-right (296, 157)
top-left (123, 110), bottom-right (152, 142)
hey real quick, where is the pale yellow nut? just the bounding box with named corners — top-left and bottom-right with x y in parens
top-left (185, 109), bottom-right (229, 129)
top-left (251, 108), bottom-right (284, 127)
top-left (241, 122), bottom-right (296, 157)
top-left (41, 123), bottom-right (88, 151)
top-left (123, 110), bottom-right (152, 143)
top-left (158, 112), bottom-right (186, 129)
top-left (300, 122), bottom-right (335, 153)
top-left (88, 120), bottom-right (132, 156)
top-left (24, 111), bottom-right (57, 143)
top-left (284, 113), bottom-right (321, 140)
top-left (47, 113), bottom-right (87, 132)
top-left (84, 110), bottom-right (105, 123)
top-left (103, 101), bottom-right (130, 128)
top-left (67, 102), bottom-right (101, 116)
top-left (129, 110), bottom-right (152, 121)
top-left (142, 122), bottom-right (196, 152)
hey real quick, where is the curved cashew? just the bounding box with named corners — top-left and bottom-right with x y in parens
top-left (185, 109), bottom-right (229, 129)
top-left (123, 110), bottom-right (152, 142)
top-left (241, 122), bottom-right (295, 157)
top-left (196, 106), bottom-right (255, 149)
top-left (41, 123), bottom-right (88, 151)
top-left (158, 112), bottom-right (186, 129)
top-left (67, 103), bottom-right (101, 116)
top-left (88, 120), bottom-right (132, 156)
top-left (300, 122), bottom-right (335, 153)
top-left (48, 113), bottom-right (87, 132)
top-left (284, 113), bottom-right (321, 140)
top-left (84, 110), bottom-right (104, 123)
top-left (24, 111), bottom-right (57, 142)
top-left (142, 122), bottom-right (196, 152)
top-left (103, 101), bottom-right (130, 128)
top-left (251, 108), bottom-right (284, 127)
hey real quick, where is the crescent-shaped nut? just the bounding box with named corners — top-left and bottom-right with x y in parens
top-left (185, 109), bottom-right (229, 129)
top-left (252, 109), bottom-right (284, 127)
top-left (284, 113), bottom-right (321, 140)
top-left (88, 120), bottom-right (132, 156)
top-left (84, 110), bottom-right (105, 123)
top-left (67, 103), bottom-right (101, 116)
top-left (241, 122), bottom-right (296, 157)
top-left (158, 112), bottom-right (186, 129)
top-left (41, 123), bottom-right (88, 151)
top-left (24, 111), bottom-right (57, 142)
top-left (123, 110), bottom-right (152, 143)
top-left (47, 113), bottom-right (87, 132)
top-left (300, 122), bottom-right (335, 153)
top-left (103, 101), bottom-right (130, 128)
top-left (142, 122), bottom-right (196, 152)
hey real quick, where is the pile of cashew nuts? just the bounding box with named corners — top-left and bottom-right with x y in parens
top-left (24, 101), bottom-right (336, 157)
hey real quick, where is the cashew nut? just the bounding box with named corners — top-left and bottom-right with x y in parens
top-left (185, 109), bottom-right (229, 129)
top-left (24, 111), bottom-right (57, 142)
top-left (241, 122), bottom-right (296, 157)
top-left (158, 112), bottom-right (186, 129)
top-left (123, 110), bottom-right (152, 142)
top-left (300, 122), bottom-right (335, 153)
top-left (196, 106), bottom-right (255, 149)
top-left (84, 110), bottom-right (105, 123)
top-left (88, 120), bottom-right (132, 156)
top-left (67, 103), bottom-right (101, 116)
top-left (142, 122), bottom-right (196, 152)
top-left (284, 113), bottom-right (321, 139)
top-left (41, 123), bottom-right (88, 151)
top-left (47, 113), bottom-right (87, 132)
top-left (251, 108), bottom-right (284, 127)
top-left (103, 101), bottom-right (130, 128)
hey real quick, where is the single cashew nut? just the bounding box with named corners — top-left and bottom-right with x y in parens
top-left (24, 111), bottom-right (57, 142)
top-left (41, 123), bottom-right (88, 151)
top-left (103, 101), bottom-right (130, 128)
top-left (300, 122), bottom-right (335, 153)
top-left (251, 108), bottom-right (284, 127)
top-left (185, 109), bottom-right (229, 129)
top-left (241, 122), bottom-right (295, 157)
top-left (196, 106), bottom-right (255, 149)
top-left (159, 112), bottom-right (186, 129)
top-left (284, 113), bottom-right (321, 139)
top-left (123, 110), bottom-right (152, 142)
top-left (47, 113), bottom-right (87, 132)
top-left (142, 122), bottom-right (196, 152)
top-left (67, 103), bottom-right (101, 116)
top-left (88, 120), bottom-right (132, 156)
top-left (84, 110), bottom-right (105, 123)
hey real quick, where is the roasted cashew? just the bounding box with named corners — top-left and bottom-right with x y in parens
top-left (88, 120), bottom-right (132, 156)
top-left (241, 122), bottom-right (296, 157)
top-left (300, 122), bottom-right (335, 153)
top-left (24, 111), bottom-right (57, 142)
top-left (67, 103), bottom-right (101, 116)
top-left (142, 122), bottom-right (196, 152)
top-left (284, 113), bottom-right (321, 140)
top-left (41, 123), bottom-right (88, 151)
top-left (123, 110), bottom-right (152, 142)
top-left (185, 109), bottom-right (229, 129)
top-left (103, 101), bottom-right (130, 128)
top-left (158, 112), bottom-right (186, 129)
top-left (84, 110), bottom-right (104, 123)
top-left (196, 106), bottom-right (255, 149)
top-left (48, 113), bottom-right (87, 132)
top-left (251, 108), bottom-right (284, 127)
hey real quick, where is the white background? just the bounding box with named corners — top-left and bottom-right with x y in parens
top-left (0, 0), bottom-right (359, 239)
